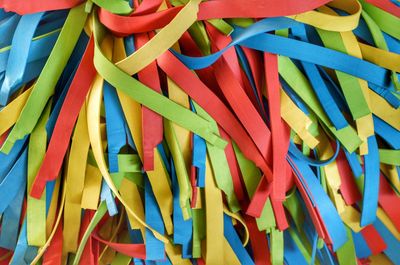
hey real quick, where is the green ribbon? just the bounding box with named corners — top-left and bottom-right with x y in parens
top-left (73, 201), bottom-right (108, 265)
top-left (171, 0), bottom-right (233, 36)
top-left (27, 101), bottom-right (51, 246)
top-left (193, 102), bottom-right (240, 213)
top-left (379, 149), bottom-right (400, 166)
top-left (1, 4), bottom-right (88, 154)
top-left (271, 228), bottom-right (284, 265)
top-left (232, 141), bottom-right (276, 231)
top-left (316, 28), bottom-right (371, 120)
top-left (361, 7), bottom-right (400, 89)
top-left (336, 227), bottom-right (358, 265)
top-left (92, 0), bottom-right (132, 15)
top-left (164, 119), bottom-right (192, 219)
top-left (360, 0), bottom-right (400, 40)
top-left (92, 14), bottom-right (227, 150)
top-left (278, 56), bottom-right (361, 153)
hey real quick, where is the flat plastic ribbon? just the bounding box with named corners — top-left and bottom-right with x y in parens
top-left (360, 136), bottom-right (380, 226)
top-left (0, 12), bottom-right (43, 105)
top-left (63, 104), bottom-right (90, 253)
top-left (30, 35), bottom-right (96, 198)
top-left (288, 156), bottom-right (348, 251)
top-left (98, 0), bottom-right (331, 35)
top-left (27, 102), bottom-right (51, 247)
top-left (1, 3), bottom-right (88, 154)
top-left (115, 35), bottom-right (174, 235)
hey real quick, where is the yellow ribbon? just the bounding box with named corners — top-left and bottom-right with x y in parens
top-left (0, 86), bottom-right (32, 136)
top-left (63, 104), bottom-right (90, 253)
top-left (113, 37), bottom-right (174, 234)
top-left (288, 0), bottom-right (361, 32)
top-left (115, 0), bottom-right (201, 75)
top-left (204, 155), bottom-right (224, 264)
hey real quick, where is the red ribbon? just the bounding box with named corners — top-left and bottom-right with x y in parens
top-left (361, 225), bottom-right (387, 255)
top-left (378, 174), bottom-right (400, 232)
top-left (135, 33), bottom-right (164, 171)
top-left (42, 221), bottom-right (63, 265)
top-left (0, 0), bottom-right (82, 14)
top-left (92, 233), bottom-right (147, 259)
top-left (365, 0), bottom-right (400, 17)
top-left (99, 0), bottom-right (332, 35)
top-left (336, 151), bottom-right (362, 205)
top-left (30, 37), bottom-right (96, 199)
top-left (79, 211), bottom-right (97, 265)
top-left (158, 51), bottom-right (272, 180)
top-left (245, 215), bottom-right (271, 265)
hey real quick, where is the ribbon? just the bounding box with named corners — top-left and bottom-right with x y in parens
top-left (0, 0), bottom-right (399, 264)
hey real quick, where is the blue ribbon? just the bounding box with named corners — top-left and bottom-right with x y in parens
top-left (288, 139), bottom-right (340, 167)
top-left (288, 155), bottom-right (348, 250)
top-left (291, 24), bottom-right (348, 130)
top-left (374, 115), bottom-right (400, 149)
top-left (0, 147), bottom-right (27, 214)
top-left (343, 149), bottom-right (363, 178)
top-left (223, 214), bottom-right (254, 265)
top-left (0, 136), bottom-right (26, 181)
top-left (352, 231), bottom-right (372, 259)
top-left (0, 176), bottom-right (26, 250)
top-left (0, 31), bottom-right (56, 73)
top-left (374, 219), bottom-right (400, 264)
top-left (234, 31), bottom-right (393, 90)
top-left (190, 102), bottom-right (207, 188)
top-left (10, 220), bottom-right (38, 265)
top-left (172, 17), bottom-right (394, 91)
top-left (144, 176), bottom-right (165, 261)
top-left (360, 136), bottom-right (380, 226)
top-left (170, 157), bottom-right (193, 258)
top-left (100, 180), bottom-right (119, 216)
top-left (101, 80), bottom-right (130, 216)
top-left (0, 14), bottom-right (20, 48)
top-left (283, 230), bottom-right (308, 265)
top-left (103, 81), bottom-right (127, 173)
top-left (0, 12), bottom-right (44, 105)
top-left (127, 221), bottom-right (145, 265)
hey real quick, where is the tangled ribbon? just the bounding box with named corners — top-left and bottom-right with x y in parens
top-left (0, 0), bottom-right (399, 264)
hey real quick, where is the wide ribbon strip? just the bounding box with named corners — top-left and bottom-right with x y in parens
top-left (0, 0), bottom-right (399, 265)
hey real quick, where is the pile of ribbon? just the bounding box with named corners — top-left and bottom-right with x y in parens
top-left (0, 0), bottom-right (399, 264)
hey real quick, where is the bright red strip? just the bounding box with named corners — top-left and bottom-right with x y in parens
top-left (220, 128), bottom-right (247, 206)
top-left (0, 130), bottom-right (9, 147)
top-left (135, 33), bottom-right (163, 171)
top-left (92, 234), bottom-right (147, 259)
top-left (290, 157), bottom-right (327, 240)
top-left (245, 216), bottom-right (271, 265)
top-left (79, 211), bottom-right (96, 265)
top-left (0, 0), bottom-right (82, 14)
top-left (242, 47), bottom-right (266, 114)
top-left (378, 174), bottom-right (400, 232)
top-left (365, 0), bottom-right (400, 17)
top-left (99, 0), bottom-right (332, 35)
top-left (265, 52), bottom-right (289, 230)
top-left (246, 178), bottom-right (271, 218)
top-left (336, 151), bottom-right (362, 205)
top-left (158, 51), bottom-right (272, 181)
top-left (42, 221), bottom-right (63, 265)
top-left (30, 37), bottom-right (96, 199)
top-left (361, 225), bottom-right (387, 255)
top-left (133, 0), bottom-right (163, 15)
top-left (209, 27), bottom-right (272, 163)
